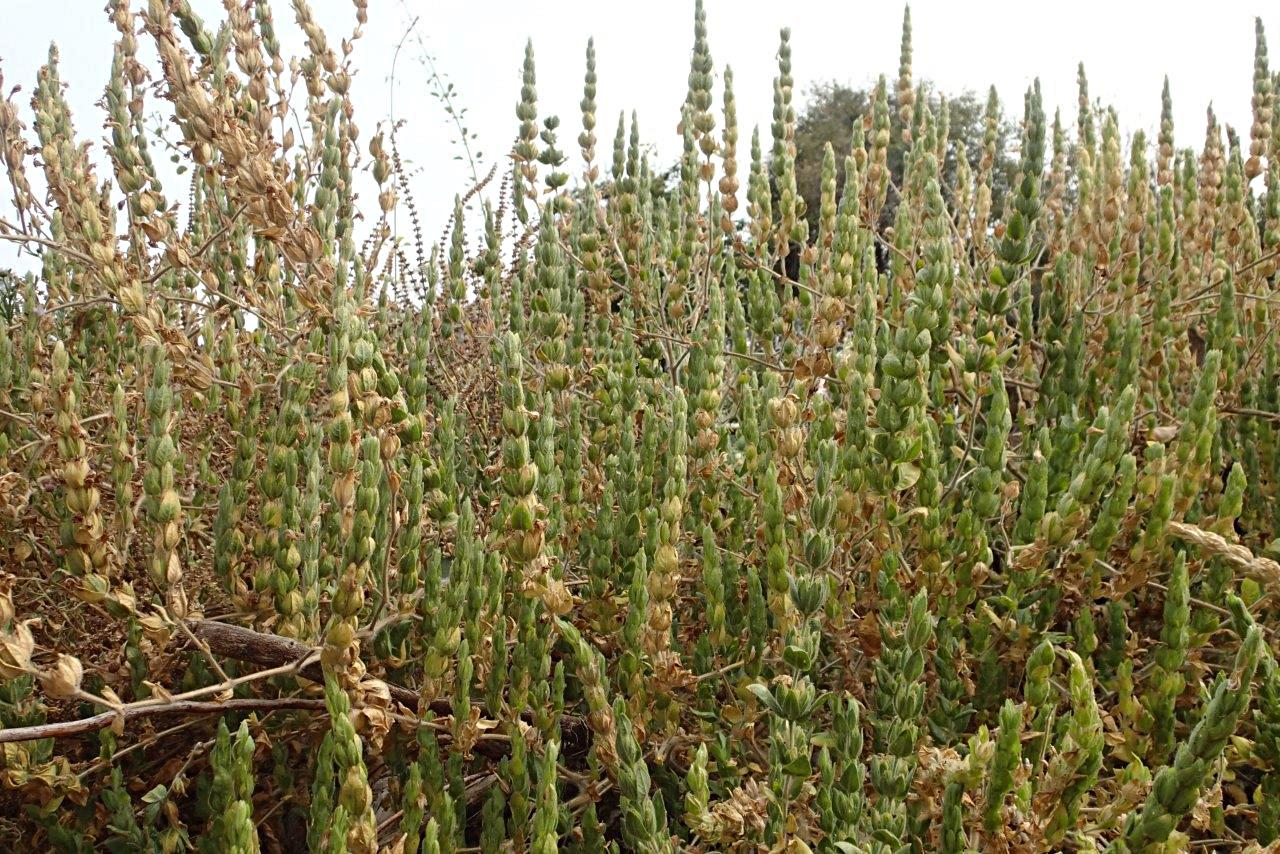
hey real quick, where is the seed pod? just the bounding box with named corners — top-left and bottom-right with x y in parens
top-left (1118, 627), bottom-right (1263, 850)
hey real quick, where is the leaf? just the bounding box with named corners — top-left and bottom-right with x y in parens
top-left (38, 654), bottom-right (83, 699)
top-left (894, 462), bottom-right (921, 491)
top-left (141, 784), bottom-right (168, 805)
top-left (810, 732), bottom-right (838, 750)
top-left (746, 683), bottom-right (782, 717)
top-left (891, 505), bottom-right (929, 527)
top-left (782, 645), bottom-right (813, 671)
top-left (781, 754), bottom-right (812, 778)
top-left (0, 620), bottom-right (35, 679)
top-left (142, 680), bottom-right (174, 704)
top-left (897, 436), bottom-right (924, 465)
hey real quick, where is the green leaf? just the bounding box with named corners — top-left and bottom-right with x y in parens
top-left (810, 732), bottom-right (838, 750)
top-left (1241, 577), bottom-right (1261, 606)
top-left (894, 462), bottom-right (921, 491)
top-left (783, 644), bottom-right (813, 671)
top-left (782, 754), bottom-right (812, 778)
top-left (897, 435), bottom-right (924, 465)
top-left (747, 683), bottom-right (782, 717)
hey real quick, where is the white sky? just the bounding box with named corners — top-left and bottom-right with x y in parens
top-left (1, 0), bottom-right (1274, 271)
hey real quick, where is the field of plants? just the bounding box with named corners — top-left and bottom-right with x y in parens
top-left (2, 1), bottom-right (1280, 851)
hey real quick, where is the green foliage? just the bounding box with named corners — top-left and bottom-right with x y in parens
top-left (0, 4), bottom-right (1278, 853)
top-left (794, 80), bottom-right (1020, 233)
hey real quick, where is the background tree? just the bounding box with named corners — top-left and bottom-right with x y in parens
top-left (794, 80), bottom-right (1020, 234)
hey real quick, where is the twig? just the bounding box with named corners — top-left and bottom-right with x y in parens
top-left (942, 390), bottom-right (983, 501)
top-left (1222, 406), bottom-right (1280, 422)
top-left (0, 231), bottom-right (98, 267)
top-left (173, 611), bottom-right (231, 685)
top-left (0, 698), bottom-right (326, 744)
top-left (146, 202), bottom-right (249, 284)
top-left (695, 660), bottom-right (745, 683)
top-left (394, 4), bottom-right (480, 184)
top-left (77, 718), bottom-right (203, 779)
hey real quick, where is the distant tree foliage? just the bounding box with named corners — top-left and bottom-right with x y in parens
top-left (794, 81), bottom-right (1020, 234)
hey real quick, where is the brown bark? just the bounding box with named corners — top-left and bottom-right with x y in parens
top-left (188, 619), bottom-right (425, 710)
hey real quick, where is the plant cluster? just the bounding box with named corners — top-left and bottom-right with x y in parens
top-left (1, 2), bottom-right (1280, 852)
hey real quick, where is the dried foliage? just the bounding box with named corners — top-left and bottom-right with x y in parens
top-left (1, 2), bottom-right (1280, 852)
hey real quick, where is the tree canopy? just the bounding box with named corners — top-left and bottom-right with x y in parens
top-left (794, 79), bottom-right (1021, 235)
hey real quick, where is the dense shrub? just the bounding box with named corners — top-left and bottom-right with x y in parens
top-left (1, 1), bottom-right (1280, 851)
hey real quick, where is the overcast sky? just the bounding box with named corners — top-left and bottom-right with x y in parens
top-left (1, 0), bottom-right (1274, 271)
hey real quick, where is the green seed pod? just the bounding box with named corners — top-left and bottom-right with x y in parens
top-left (1042, 652), bottom-right (1104, 844)
top-left (1148, 551), bottom-right (1190, 763)
top-left (532, 740), bottom-right (560, 854)
top-left (613, 698), bottom-right (672, 852)
top-left (308, 732), bottom-right (336, 851)
top-left (983, 699), bottom-right (1023, 833)
top-left (1118, 626), bottom-right (1263, 851)
top-left (420, 818), bottom-right (440, 854)
top-left (142, 347), bottom-right (184, 609)
top-left (1024, 640), bottom-right (1055, 710)
top-left (478, 783), bottom-right (506, 854)
top-left (400, 763), bottom-right (425, 854)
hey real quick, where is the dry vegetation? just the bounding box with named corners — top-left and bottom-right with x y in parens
top-left (1, 1), bottom-right (1280, 852)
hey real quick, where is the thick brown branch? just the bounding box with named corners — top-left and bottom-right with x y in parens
top-left (187, 619), bottom-right (425, 710)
